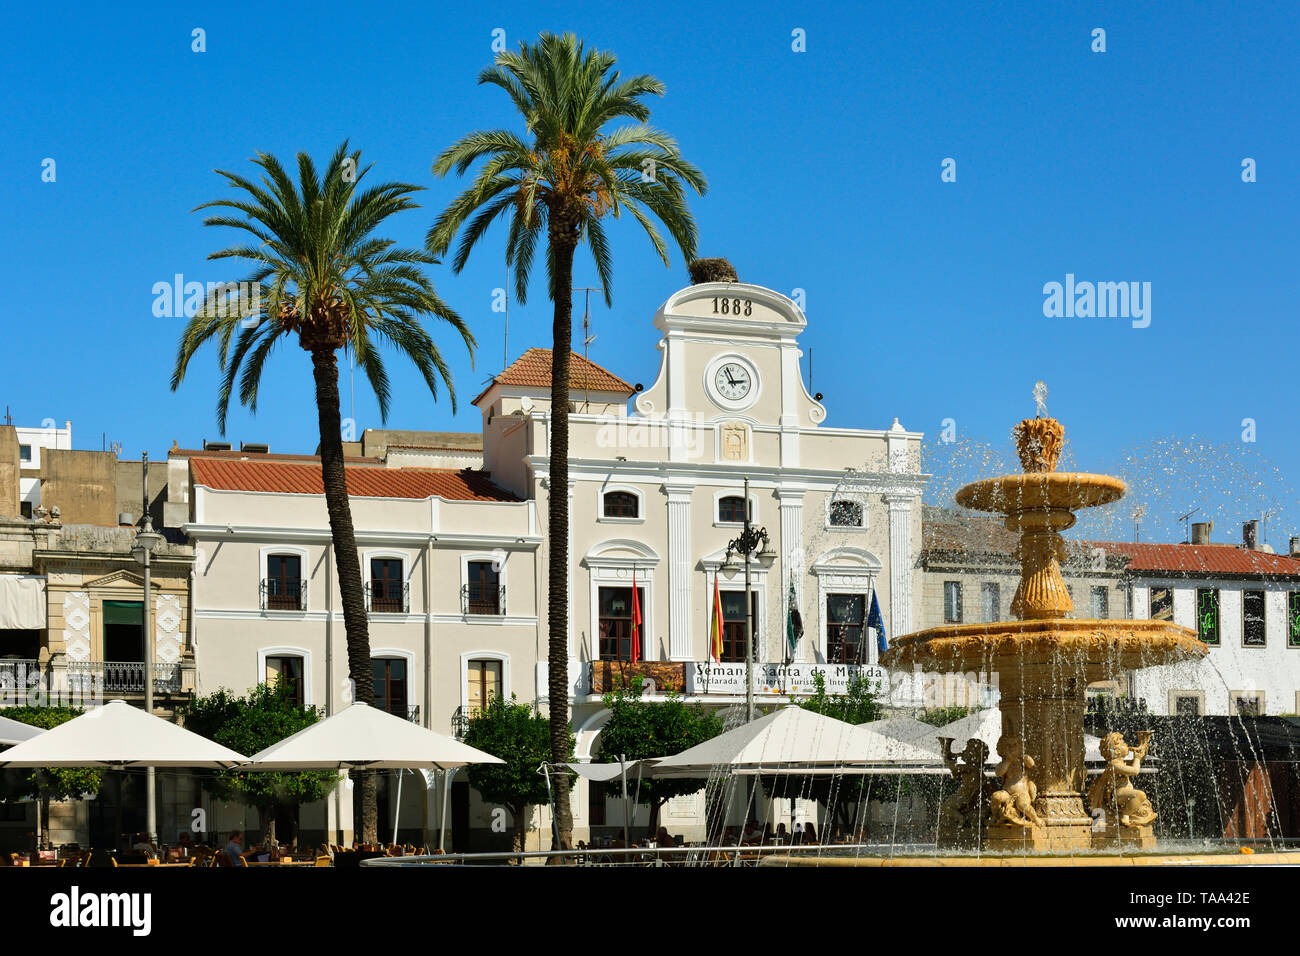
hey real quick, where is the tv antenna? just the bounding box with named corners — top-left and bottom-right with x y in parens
top-left (1132, 504), bottom-right (1147, 543)
top-left (574, 286), bottom-right (600, 412)
top-left (504, 263), bottom-right (510, 369)
top-left (1177, 508), bottom-right (1200, 544)
top-left (1259, 508), bottom-right (1279, 548)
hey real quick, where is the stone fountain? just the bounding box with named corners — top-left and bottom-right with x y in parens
top-left (883, 395), bottom-right (1208, 852)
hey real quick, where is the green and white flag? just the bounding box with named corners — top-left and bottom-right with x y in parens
top-left (786, 575), bottom-right (803, 659)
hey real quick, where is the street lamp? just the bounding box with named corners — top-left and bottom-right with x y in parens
top-left (131, 513), bottom-right (164, 845)
top-left (724, 477), bottom-right (773, 723)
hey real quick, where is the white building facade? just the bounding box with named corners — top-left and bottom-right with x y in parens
top-left (180, 278), bottom-right (928, 846)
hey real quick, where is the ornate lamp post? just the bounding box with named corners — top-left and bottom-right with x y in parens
top-left (724, 478), bottom-right (775, 722)
top-left (131, 513), bottom-right (164, 845)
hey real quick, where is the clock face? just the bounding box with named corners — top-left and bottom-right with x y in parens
top-left (714, 362), bottom-right (752, 401)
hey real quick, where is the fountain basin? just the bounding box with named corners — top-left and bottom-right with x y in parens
top-left (955, 472), bottom-right (1126, 513)
top-left (884, 619), bottom-right (1205, 675)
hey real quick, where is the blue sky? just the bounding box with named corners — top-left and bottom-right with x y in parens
top-left (2, 1), bottom-right (1297, 544)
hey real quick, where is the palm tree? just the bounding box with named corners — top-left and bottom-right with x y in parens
top-left (427, 32), bottom-right (706, 848)
top-left (171, 142), bottom-right (473, 842)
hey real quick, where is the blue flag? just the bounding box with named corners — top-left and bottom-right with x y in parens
top-left (868, 590), bottom-right (887, 654)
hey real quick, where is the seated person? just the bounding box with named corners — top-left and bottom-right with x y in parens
top-left (223, 830), bottom-right (245, 865)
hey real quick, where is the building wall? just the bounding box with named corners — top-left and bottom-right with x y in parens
top-left (41, 449), bottom-right (117, 526)
top-left (1129, 579), bottom-right (1300, 716)
top-left (0, 427), bottom-right (19, 518)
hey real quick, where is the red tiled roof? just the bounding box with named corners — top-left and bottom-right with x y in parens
top-left (191, 458), bottom-right (518, 502)
top-left (472, 348), bottom-right (633, 405)
top-left (1087, 542), bottom-right (1300, 577)
top-left (172, 448), bottom-right (382, 464)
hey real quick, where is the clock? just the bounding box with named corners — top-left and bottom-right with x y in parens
top-left (714, 362), bottom-right (752, 401)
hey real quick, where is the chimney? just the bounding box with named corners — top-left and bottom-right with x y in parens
top-left (1243, 520), bottom-right (1260, 551)
top-left (1190, 521), bottom-right (1212, 545)
top-left (1290, 536), bottom-right (1300, 558)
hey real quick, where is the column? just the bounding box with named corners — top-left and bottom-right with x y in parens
top-left (777, 490), bottom-right (806, 661)
top-left (666, 484), bottom-right (693, 660)
top-left (885, 494), bottom-right (913, 637)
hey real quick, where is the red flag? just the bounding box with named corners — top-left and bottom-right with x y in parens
top-left (630, 569), bottom-right (642, 662)
top-left (710, 574), bottom-right (725, 662)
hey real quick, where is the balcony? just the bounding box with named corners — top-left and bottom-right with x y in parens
top-left (461, 584), bottom-right (506, 616)
top-left (0, 659), bottom-right (40, 702)
top-left (365, 581), bottom-right (410, 614)
top-left (451, 705), bottom-right (467, 739)
top-left (65, 661), bottom-right (189, 695)
top-left (261, 578), bottom-right (307, 611)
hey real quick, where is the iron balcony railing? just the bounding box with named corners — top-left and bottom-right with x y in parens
top-left (365, 581), bottom-right (410, 614)
top-left (450, 705), bottom-right (467, 740)
top-left (64, 661), bottom-right (186, 694)
top-left (460, 584), bottom-right (506, 616)
top-left (261, 578), bottom-right (307, 611)
top-left (407, 704), bottom-right (420, 724)
top-left (0, 659), bottom-right (40, 699)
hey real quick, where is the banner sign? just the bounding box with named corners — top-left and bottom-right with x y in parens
top-left (685, 662), bottom-right (886, 697)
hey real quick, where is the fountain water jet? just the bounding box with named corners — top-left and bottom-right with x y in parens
top-left (883, 409), bottom-right (1207, 852)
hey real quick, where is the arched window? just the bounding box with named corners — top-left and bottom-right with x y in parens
top-left (603, 491), bottom-right (639, 519)
top-left (718, 495), bottom-right (747, 524)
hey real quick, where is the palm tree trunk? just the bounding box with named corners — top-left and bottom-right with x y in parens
top-left (547, 223), bottom-right (578, 851)
top-left (310, 347), bottom-right (377, 844)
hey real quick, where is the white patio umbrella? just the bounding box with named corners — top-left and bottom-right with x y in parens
top-left (860, 716), bottom-right (945, 755)
top-left (0, 713), bottom-right (44, 746)
top-left (646, 705), bottom-right (936, 779)
top-left (245, 701), bottom-right (503, 770)
top-left (0, 699), bottom-right (246, 768)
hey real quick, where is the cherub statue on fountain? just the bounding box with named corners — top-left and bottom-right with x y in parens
top-left (989, 735), bottom-right (1045, 829)
top-left (937, 737), bottom-right (994, 848)
top-left (1088, 731), bottom-right (1157, 847)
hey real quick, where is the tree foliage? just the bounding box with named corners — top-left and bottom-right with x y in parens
top-left (178, 682), bottom-right (337, 842)
top-left (0, 706), bottom-right (102, 804)
top-left (797, 671), bottom-right (885, 725)
top-left (596, 678), bottom-right (723, 835)
top-left (463, 694), bottom-right (574, 851)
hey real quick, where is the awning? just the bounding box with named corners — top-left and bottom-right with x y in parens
top-left (0, 575), bottom-right (46, 630)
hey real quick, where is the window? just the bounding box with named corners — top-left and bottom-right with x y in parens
top-left (466, 659), bottom-right (502, 717)
top-left (602, 491), bottom-right (639, 519)
top-left (373, 658), bottom-right (408, 718)
top-left (369, 557), bottom-right (405, 612)
top-left (826, 593), bottom-right (866, 664)
top-left (718, 590), bottom-right (758, 663)
top-left (18, 444), bottom-right (31, 462)
top-left (1242, 590), bottom-right (1266, 647)
top-left (265, 554), bottom-right (303, 610)
top-left (829, 499), bottom-right (864, 528)
top-left (265, 656), bottom-right (304, 708)
top-left (19, 501), bottom-right (32, 519)
top-left (943, 581), bottom-right (963, 624)
top-left (466, 561), bottom-right (501, 615)
top-left (588, 780), bottom-right (607, 826)
top-left (1090, 586), bottom-right (1109, 619)
top-left (718, 496), bottom-right (747, 524)
top-left (1288, 592), bottom-right (1300, 649)
top-left (1232, 691), bottom-right (1263, 717)
top-left (1173, 694), bottom-right (1202, 716)
top-left (1196, 588), bottom-right (1220, 646)
top-left (980, 583), bottom-right (1000, 623)
top-left (102, 600), bottom-right (143, 663)
top-left (598, 586), bottom-right (645, 661)
top-left (1149, 587), bottom-right (1173, 622)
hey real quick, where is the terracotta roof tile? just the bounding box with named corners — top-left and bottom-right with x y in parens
top-left (472, 348), bottom-right (633, 405)
top-left (1087, 542), bottom-right (1300, 577)
top-left (191, 458), bottom-right (518, 502)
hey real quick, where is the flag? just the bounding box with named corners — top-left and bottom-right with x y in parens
top-left (786, 575), bottom-right (803, 660)
top-left (630, 569), bottom-right (642, 662)
top-left (868, 589), bottom-right (887, 654)
top-left (710, 574), bottom-right (724, 662)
